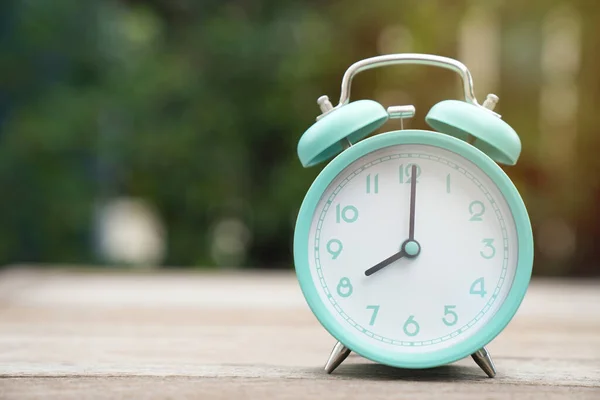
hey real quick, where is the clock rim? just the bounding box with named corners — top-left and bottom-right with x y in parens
top-left (293, 129), bottom-right (534, 369)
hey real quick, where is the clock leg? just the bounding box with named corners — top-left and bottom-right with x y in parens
top-left (324, 341), bottom-right (351, 374)
top-left (471, 346), bottom-right (497, 378)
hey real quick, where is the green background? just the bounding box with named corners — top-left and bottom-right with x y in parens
top-left (1, 0), bottom-right (597, 275)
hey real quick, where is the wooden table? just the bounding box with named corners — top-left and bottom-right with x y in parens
top-left (0, 268), bottom-right (598, 399)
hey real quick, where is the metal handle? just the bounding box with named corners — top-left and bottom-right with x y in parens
top-left (337, 53), bottom-right (479, 107)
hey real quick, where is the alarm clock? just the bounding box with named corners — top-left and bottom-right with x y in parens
top-left (293, 54), bottom-right (533, 377)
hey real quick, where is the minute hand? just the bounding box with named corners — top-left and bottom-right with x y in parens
top-left (408, 164), bottom-right (417, 240)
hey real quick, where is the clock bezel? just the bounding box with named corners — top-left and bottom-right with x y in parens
top-left (293, 129), bottom-right (533, 369)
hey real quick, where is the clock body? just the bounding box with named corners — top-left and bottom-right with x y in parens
top-left (293, 129), bottom-right (533, 369)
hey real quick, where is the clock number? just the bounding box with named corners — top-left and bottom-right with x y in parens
top-left (480, 239), bottom-right (496, 259)
top-left (469, 200), bottom-right (485, 221)
top-left (366, 174), bottom-right (379, 194)
top-left (446, 174), bottom-right (451, 193)
top-left (470, 277), bottom-right (487, 298)
top-left (442, 305), bottom-right (458, 326)
top-left (336, 277), bottom-right (353, 298)
top-left (402, 315), bottom-right (420, 337)
top-left (399, 163), bottom-right (421, 184)
top-left (336, 204), bottom-right (358, 223)
top-left (326, 239), bottom-right (343, 259)
top-left (366, 305), bottom-right (380, 326)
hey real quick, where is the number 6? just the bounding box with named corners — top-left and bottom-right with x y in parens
top-left (403, 315), bottom-right (420, 337)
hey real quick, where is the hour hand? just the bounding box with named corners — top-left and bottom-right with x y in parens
top-left (364, 250), bottom-right (406, 276)
top-left (364, 240), bottom-right (421, 277)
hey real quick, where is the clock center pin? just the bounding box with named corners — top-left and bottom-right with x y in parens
top-left (403, 240), bottom-right (421, 258)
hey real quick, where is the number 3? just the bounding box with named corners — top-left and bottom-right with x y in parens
top-left (480, 239), bottom-right (495, 259)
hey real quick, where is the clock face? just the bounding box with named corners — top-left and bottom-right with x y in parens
top-left (305, 142), bottom-right (520, 356)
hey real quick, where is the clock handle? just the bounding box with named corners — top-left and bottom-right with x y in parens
top-left (333, 53), bottom-right (498, 116)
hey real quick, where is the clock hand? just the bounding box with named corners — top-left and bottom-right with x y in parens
top-left (365, 166), bottom-right (421, 277)
top-left (408, 164), bottom-right (417, 241)
top-left (364, 239), bottom-right (421, 277)
top-left (364, 250), bottom-right (407, 276)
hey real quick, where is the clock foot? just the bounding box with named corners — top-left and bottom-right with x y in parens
top-left (471, 346), bottom-right (496, 378)
top-left (324, 341), bottom-right (351, 374)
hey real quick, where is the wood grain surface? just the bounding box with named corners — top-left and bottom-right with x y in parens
top-left (0, 268), bottom-right (598, 399)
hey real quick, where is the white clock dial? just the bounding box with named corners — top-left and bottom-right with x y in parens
top-left (307, 144), bottom-right (518, 353)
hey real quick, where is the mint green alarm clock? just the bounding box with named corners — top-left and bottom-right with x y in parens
top-left (293, 54), bottom-right (533, 377)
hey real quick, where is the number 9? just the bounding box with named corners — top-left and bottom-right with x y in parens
top-left (326, 239), bottom-right (343, 259)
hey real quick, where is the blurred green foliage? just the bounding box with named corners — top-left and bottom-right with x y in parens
top-left (1, 0), bottom-right (599, 274)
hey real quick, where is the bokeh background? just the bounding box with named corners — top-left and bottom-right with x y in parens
top-left (1, 0), bottom-right (598, 275)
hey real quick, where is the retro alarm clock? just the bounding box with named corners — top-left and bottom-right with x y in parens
top-left (293, 54), bottom-right (533, 377)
